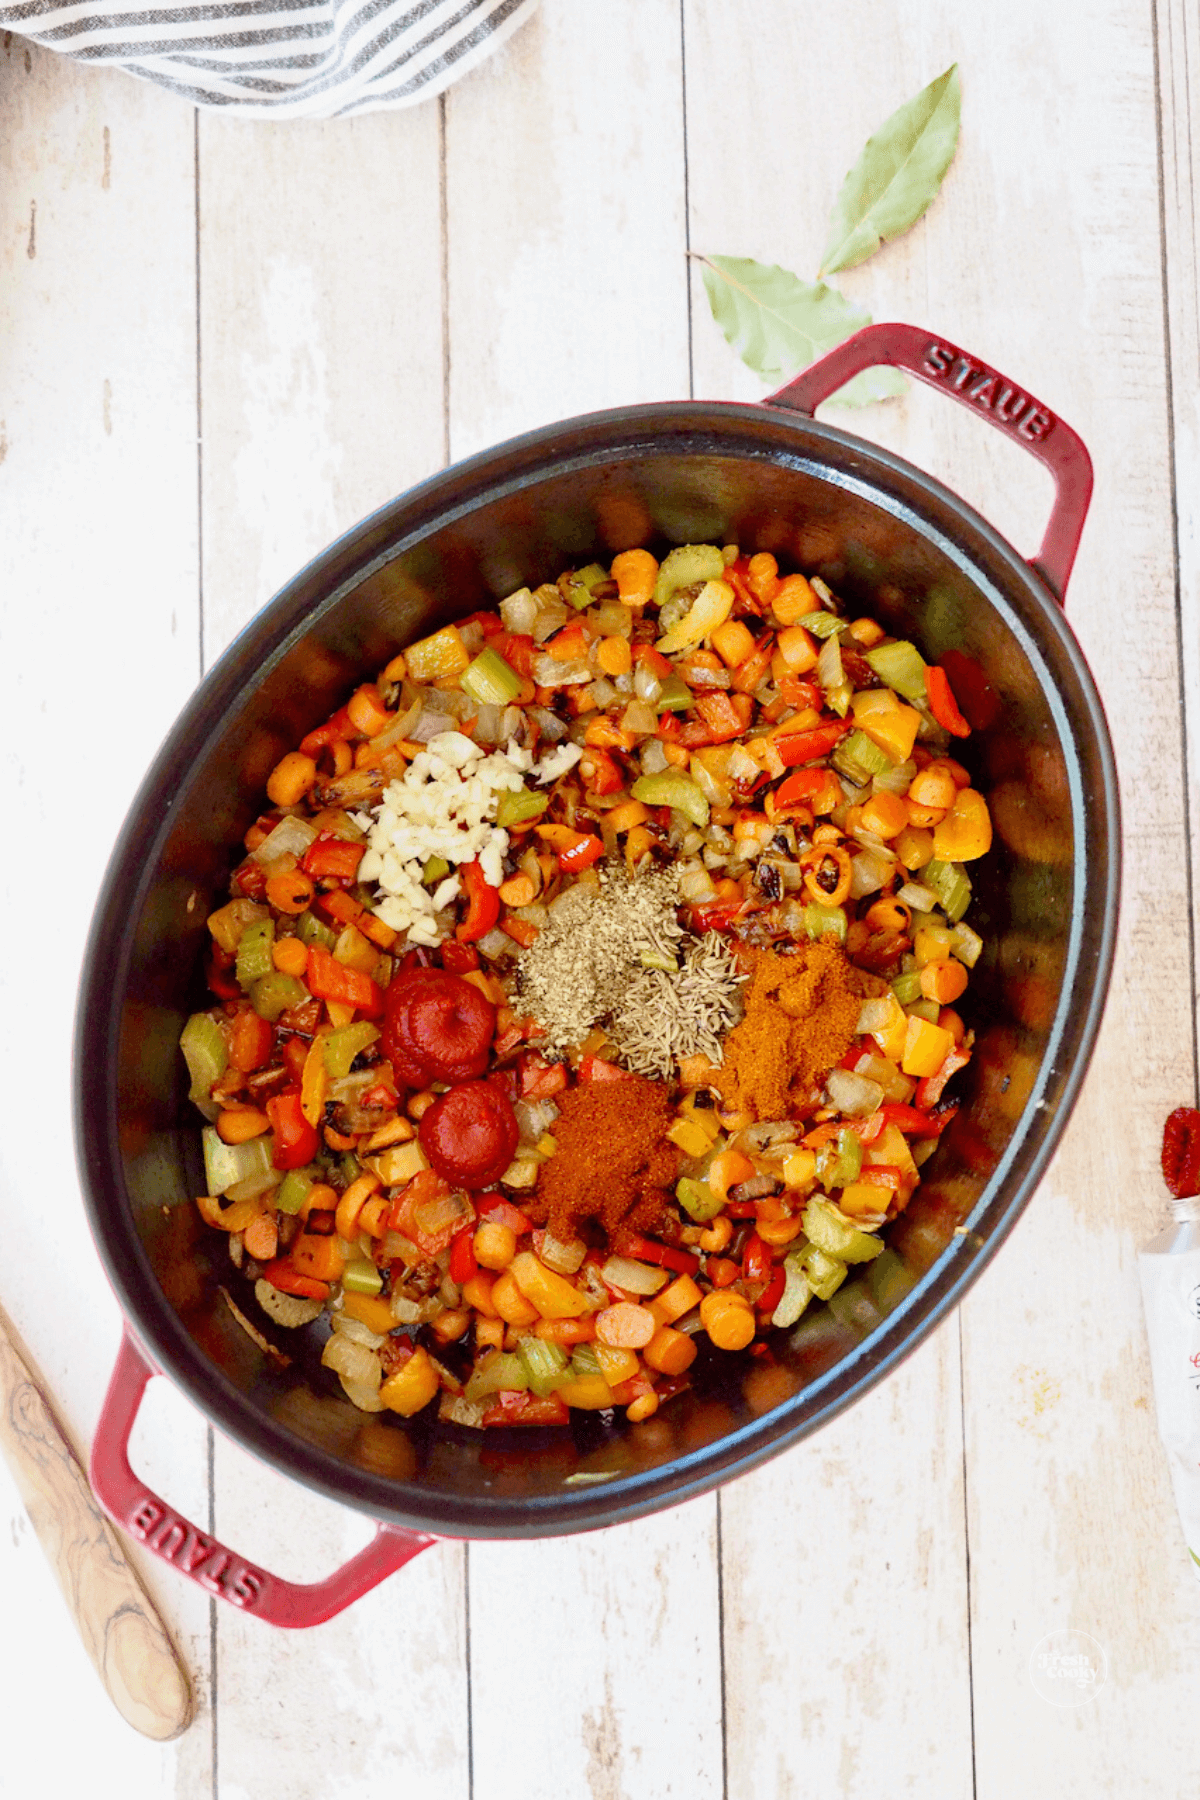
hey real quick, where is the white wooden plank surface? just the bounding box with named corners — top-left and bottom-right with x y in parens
top-left (3, 3), bottom-right (1200, 1795)
top-left (0, 38), bottom-right (212, 1795)
top-left (444, 13), bottom-right (724, 1793)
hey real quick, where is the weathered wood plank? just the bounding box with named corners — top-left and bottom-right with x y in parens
top-left (443, 11), bottom-right (723, 1796)
top-left (0, 38), bottom-right (211, 1793)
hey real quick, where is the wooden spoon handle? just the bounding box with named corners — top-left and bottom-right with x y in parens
top-left (0, 1302), bottom-right (193, 1740)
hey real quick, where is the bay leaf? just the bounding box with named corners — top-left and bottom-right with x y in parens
top-left (697, 254), bottom-right (869, 384)
top-left (819, 65), bottom-right (961, 276)
top-left (826, 365), bottom-right (910, 408)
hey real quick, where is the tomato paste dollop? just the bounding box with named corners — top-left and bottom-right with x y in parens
top-left (381, 967), bottom-right (496, 1086)
top-left (419, 1081), bottom-right (519, 1188)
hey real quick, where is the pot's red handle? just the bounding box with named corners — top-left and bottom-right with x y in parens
top-left (89, 1331), bottom-right (435, 1629)
top-left (763, 322), bottom-right (1093, 602)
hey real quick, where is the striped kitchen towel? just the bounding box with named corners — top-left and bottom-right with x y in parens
top-left (0, 0), bottom-right (539, 118)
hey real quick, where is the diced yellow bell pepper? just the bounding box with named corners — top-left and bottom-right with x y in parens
top-left (593, 1342), bottom-right (640, 1385)
top-left (326, 1000), bottom-right (356, 1030)
top-left (901, 1015), bottom-right (955, 1078)
top-left (850, 688), bottom-right (922, 763)
top-left (365, 1139), bottom-right (429, 1187)
top-left (865, 993), bottom-right (909, 1062)
top-left (865, 1122), bottom-right (919, 1178)
top-left (341, 1292), bottom-right (398, 1335)
top-left (933, 788), bottom-right (993, 862)
top-left (678, 1094), bottom-right (721, 1145)
top-left (380, 1346), bottom-right (439, 1417)
top-left (839, 1182), bottom-right (887, 1217)
top-left (555, 1375), bottom-right (616, 1410)
top-left (914, 925), bottom-right (957, 966)
top-left (404, 624), bottom-right (470, 683)
top-left (783, 1148), bottom-right (818, 1189)
top-left (508, 1251), bottom-right (593, 1319)
top-left (300, 1035), bottom-right (327, 1128)
top-left (668, 1115), bottom-right (713, 1158)
top-left (333, 923), bottom-right (379, 974)
top-left (656, 579), bottom-right (735, 654)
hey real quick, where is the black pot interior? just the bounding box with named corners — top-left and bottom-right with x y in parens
top-left (76, 404), bottom-right (1118, 1536)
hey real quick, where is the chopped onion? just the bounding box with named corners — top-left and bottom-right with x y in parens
top-left (473, 702), bottom-right (504, 745)
top-left (601, 1256), bottom-right (668, 1296)
top-left (816, 632), bottom-right (844, 691)
top-left (677, 860), bottom-right (718, 904)
top-left (731, 1120), bottom-right (799, 1155)
top-left (331, 1312), bottom-right (386, 1350)
top-left (691, 758), bottom-right (733, 809)
top-left (254, 1281), bottom-right (323, 1329)
top-left (513, 903), bottom-right (549, 928)
top-left (856, 997), bottom-right (895, 1034)
top-left (515, 1097), bottom-right (560, 1144)
top-left (729, 1173), bottom-right (777, 1203)
top-left (854, 1051), bottom-right (913, 1102)
top-left (500, 705), bottom-right (524, 741)
top-left (898, 881), bottom-right (938, 911)
top-left (826, 1067), bottom-right (885, 1116)
top-left (532, 598), bottom-right (570, 642)
top-left (683, 662), bottom-right (730, 688)
top-left (251, 813), bottom-right (319, 864)
top-left (501, 1156), bottom-right (540, 1189)
top-left (727, 745), bottom-right (759, 786)
top-left (414, 1191), bottom-right (472, 1238)
top-left (850, 851), bottom-right (891, 899)
top-left (533, 654), bottom-right (592, 687)
top-left (530, 706), bottom-right (568, 742)
top-left (633, 663), bottom-right (662, 704)
top-left (390, 1294), bottom-right (425, 1324)
top-left (850, 826), bottom-right (896, 861)
top-left (539, 1232), bottom-right (587, 1274)
top-left (872, 759), bottom-right (916, 796)
top-left (338, 1378), bottom-right (387, 1413)
top-left (459, 620), bottom-right (485, 657)
top-left (640, 738), bottom-right (669, 776)
top-left (951, 921), bottom-right (983, 967)
top-left (587, 678), bottom-right (619, 710)
top-left (409, 708), bottom-right (458, 743)
top-left (500, 586), bottom-right (538, 634)
top-left (477, 927), bottom-right (515, 959)
top-left (321, 1333), bottom-right (382, 1390)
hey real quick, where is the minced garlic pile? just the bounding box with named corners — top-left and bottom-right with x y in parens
top-left (356, 730), bottom-right (580, 945)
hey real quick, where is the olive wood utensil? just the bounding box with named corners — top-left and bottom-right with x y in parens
top-left (0, 1300), bottom-right (193, 1740)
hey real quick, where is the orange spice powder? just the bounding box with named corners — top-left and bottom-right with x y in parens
top-left (527, 1076), bottom-right (677, 1243)
top-left (716, 938), bottom-right (861, 1120)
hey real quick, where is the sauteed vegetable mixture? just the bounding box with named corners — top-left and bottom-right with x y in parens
top-left (182, 546), bottom-right (992, 1427)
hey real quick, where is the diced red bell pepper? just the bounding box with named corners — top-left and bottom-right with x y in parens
top-left (860, 1165), bottom-right (904, 1189)
top-left (458, 610), bottom-right (505, 638)
top-left (633, 642), bottom-right (674, 679)
top-left (259, 1260), bottom-right (330, 1300)
top-left (316, 889), bottom-right (364, 930)
top-left (757, 1264), bottom-right (787, 1315)
top-left (229, 1007), bottom-right (274, 1072)
top-left (915, 1043), bottom-right (972, 1109)
top-left (387, 1168), bottom-right (463, 1257)
top-left (656, 712), bottom-right (683, 741)
top-left (583, 748), bottom-right (625, 794)
top-left (577, 1055), bottom-right (633, 1082)
top-left (206, 949), bottom-right (242, 1000)
top-left (303, 836), bottom-right (366, 882)
top-left (723, 1199), bottom-right (759, 1218)
top-left (689, 900), bottom-right (742, 934)
top-left (706, 1257), bottom-right (740, 1287)
top-left (300, 706), bottom-right (356, 757)
top-left (482, 1391), bottom-right (571, 1427)
top-left (607, 1373), bottom-right (656, 1407)
top-left (775, 720), bottom-right (850, 767)
top-left (502, 918), bottom-right (539, 949)
top-left (778, 676), bottom-right (822, 710)
top-left (558, 832), bottom-right (605, 873)
top-left (925, 665), bottom-right (972, 739)
top-left (774, 766), bottom-right (829, 808)
top-left (494, 632), bottom-right (538, 679)
top-left (475, 1192), bottom-right (533, 1234)
top-left (280, 1035), bottom-right (309, 1085)
top-left (722, 558), bottom-right (759, 613)
top-left (232, 857), bottom-right (268, 901)
top-left (937, 651), bottom-right (1000, 731)
top-left (449, 1229), bottom-right (479, 1285)
top-left (441, 940), bottom-right (480, 974)
top-left (544, 622), bottom-right (588, 661)
top-left (877, 1101), bottom-right (953, 1138)
top-left (457, 860), bottom-right (501, 943)
top-left (679, 720), bottom-right (715, 748)
top-left (267, 1087), bottom-right (319, 1169)
top-left (519, 1053), bottom-right (569, 1100)
top-left (696, 691), bottom-right (754, 742)
top-left (730, 635), bottom-right (776, 694)
top-left (306, 945), bottom-right (384, 1018)
top-left (616, 1233), bottom-right (700, 1276)
top-left (742, 1236), bottom-right (773, 1284)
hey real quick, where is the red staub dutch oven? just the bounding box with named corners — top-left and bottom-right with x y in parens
top-left (76, 324), bottom-right (1117, 1626)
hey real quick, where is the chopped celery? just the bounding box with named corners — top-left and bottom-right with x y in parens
top-left (495, 788), bottom-right (549, 828)
top-left (340, 1151), bottom-right (363, 1186)
top-left (342, 1259), bottom-right (383, 1296)
top-left (570, 1341), bottom-right (604, 1381)
top-left (802, 1198), bottom-right (885, 1264)
top-left (249, 971), bottom-right (308, 1022)
top-left (833, 728), bottom-right (896, 784)
top-left (461, 645), bottom-right (522, 706)
top-left (772, 1253), bottom-right (813, 1329)
top-left (464, 1352), bottom-right (530, 1402)
top-left (631, 772), bottom-right (710, 828)
top-left (826, 681), bottom-right (853, 719)
top-left (923, 858), bottom-right (972, 924)
top-left (276, 1168), bottom-right (315, 1215)
top-left (652, 544), bottom-right (726, 610)
top-left (423, 855), bottom-right (451, 884)
top-left (516, 1335), bottom-right (570, 1398)
top-left (799, 1244), bottom-right (850, 1301)
top-left (864, 639), bottom-right (929, 702)
top-left (891, 970), bottom-right (923, 1006)
top-left (236, 917), bottom-right (276, 989)
top-left (297, 910), bottom-right (338, 950)
top-left (180, 1012), bottom-right (227, 1105)
top-left (907, 998), bottom-right (940, 1024)
top-left (560, 563), bottom-right (610, 609)
top-left (816, 632), bottom-right (843, 692)
top-left (323, 1022), bottom-right (380, 1080)
top-left (832, 1127), bottom-right (863, 1188)
top-left (676, 1176), bottom-right (724, 1222)
top-left (202, 1127), bottom-right (275, 1197)
top-left (803, 903), bottom-right (848, 943)
top-left (655, 674), bottom-right (694, 712)
top-left (591, 599), bottom-right (634, 637)
top-left (797, 611), bottom-right (846, 639)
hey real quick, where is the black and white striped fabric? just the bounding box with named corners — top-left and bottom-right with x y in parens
top-left (2, 0), bottom-right (538, 117)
